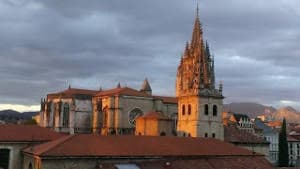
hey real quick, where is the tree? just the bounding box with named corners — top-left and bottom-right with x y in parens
top-left (278, 118), bottom-right (289, 167)
top-left (23, 119), bottom-right (37, 125)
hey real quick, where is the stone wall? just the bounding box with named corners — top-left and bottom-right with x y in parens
top-left (0, 142), bottom-right (32, 169)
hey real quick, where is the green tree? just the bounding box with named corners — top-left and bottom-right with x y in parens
top-left (278, 118), bottom-right (289, 167)
top-left (23, 119), bottom-right (37, 125)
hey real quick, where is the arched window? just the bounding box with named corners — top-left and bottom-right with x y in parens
top-left (128, 108), bottom-right (143, 126)
top-left (62, 103), bottom-right (70, 127)
top-left (212, 133), bottom-right (216, 138)
top-left (213, 105), bottom-right (218, 116)
top-left (188, 104), bottom-right (191, 115)
top-left (182, 105), bottom-right (186, 115)
top-left (28, 163), bottom-right (33, 169)
top-left (204, 133), bottom-right (208, 138)
top-left (204, 104), bottom-right (209, 115)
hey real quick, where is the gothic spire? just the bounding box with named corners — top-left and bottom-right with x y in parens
top-left (190, 5), bottom-right (203, 50)
top-left (211, 54), bottom-right (215, 88)
top-left (205, 41), bottom-right (211, 60)
top-left (184, 41), bottom-right (190, 57)
top-left (117, 82), bottom-right (121, 88)
top-left (140, 78), bottom-right (152, 95)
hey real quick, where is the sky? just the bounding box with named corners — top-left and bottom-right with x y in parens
top-left (0, 0), bottom-right (300, 112)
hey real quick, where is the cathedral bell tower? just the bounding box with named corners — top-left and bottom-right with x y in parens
top-left (176, 6), bottom-right (224, 140)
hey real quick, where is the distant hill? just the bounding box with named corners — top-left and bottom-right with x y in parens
top-left (223, 102), bottom-right (277, 118)
top-left (0, 109), bottom-right (38, 124)
top-left (223, 103), bottom-right (300, 123)
top-left (272, 107), bottom-right (300, 123)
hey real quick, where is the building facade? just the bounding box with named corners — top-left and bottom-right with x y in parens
top-left (255, 118), bottom-right (279, 164)
top-left (40, 81), bottom-right (178, 135)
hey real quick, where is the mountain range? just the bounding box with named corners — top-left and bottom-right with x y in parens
top-left (224, 102), bottom-right (300, 123)
top-left (1, 102), bottom-right (300, 124)
top-left (0, 109), bottom-right (38, 123)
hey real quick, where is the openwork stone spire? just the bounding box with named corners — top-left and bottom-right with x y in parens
top-left (190, 6), bottom-right (203, 51)
top-left (176, 5), bottom-right (221, 97)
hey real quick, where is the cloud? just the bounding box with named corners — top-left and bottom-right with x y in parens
top-left (0, 0), bottom-right (299, 111)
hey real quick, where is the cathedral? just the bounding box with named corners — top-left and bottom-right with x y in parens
top-left (39, 7), bottom-right (224, 140)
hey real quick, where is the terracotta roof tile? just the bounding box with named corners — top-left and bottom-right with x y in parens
top-left (288, 135), bottom-right (300, 142)
top-left (47, 88), bottom-right (98, 99)
top-left (95, 87), bottom-right (151, 97)
top-left (137, 157), bottom-right (273, 169)
top-left (224, 125), bottom-right (269, 144)
top-left (91, 157), bottom-right (273, 169)
top-left (0, 124), bottom-right (64, 142)
top-left (266, 121), bottom-right (282, 128)
top-left (24, 134), bottom-right (264, 157)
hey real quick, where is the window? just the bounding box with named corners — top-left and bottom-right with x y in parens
top-left (205, 133), bottom-right (208, 138)
top-left (204, 104), bottom-right (209, 115)
top-left (213, 105), bottom-right (218, 116)
top-left (160, 132), bottom-right (166, 136)
top-left (182, 105), bottom-right (186, 115)
top-left (62, 103), bottom-right (70, 127)
top-left (128, 108), bottom-right (143, 126)
top-left (188, 104), bottom-right (191, 115)
top-left (212, 133), bottom-right (216, 138)
top-left (183, 133), bottom-right (186, 137)
top-left (28, 163), bottom-right (33, 169)
top-left (0, 149), bottom-right (10, 169)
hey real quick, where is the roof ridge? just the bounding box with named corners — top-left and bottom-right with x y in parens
top-left (40, 134), bottom-right (75, 156)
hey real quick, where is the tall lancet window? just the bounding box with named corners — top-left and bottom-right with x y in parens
top-left (62, 103), bottom-right (70, 127)
top-left (213, 105), bottom-right (218, 116)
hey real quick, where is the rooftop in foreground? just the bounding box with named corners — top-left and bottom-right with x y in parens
top-left (0, 124), bottom-right (64, 142)
top-left (24, 134), bottom-right (262, 157)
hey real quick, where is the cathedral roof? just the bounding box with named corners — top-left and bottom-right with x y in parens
top-left (95, 87), bottom-right (151, 98)
top-left (0, 125), bottom-right (64, 142)
top-left (47, 87), bottom-right (98, 99)
top-left (24, 134), bottom-right (264, 157)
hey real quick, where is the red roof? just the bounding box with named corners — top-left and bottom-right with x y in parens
top-left (95, 87), bottom-right (151, 97)
top-left (47, 88), bottom-right (98, 99)
top-left (0, 125), bottom-right (64, 142)
top-left (266, 121), bottom-right (282, 128)
top-left (224, 125), bottom-right (269, 144)
top-left (288, 135), bottom-right (300, 142)
top-left (136, 157), bottom-right (273, 169)
top-left (24, 134), bottom-right (264, 157)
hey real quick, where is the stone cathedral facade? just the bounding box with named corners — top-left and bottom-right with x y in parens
top-left (176, 9), bottom-right (224, 140)
top-left (39, 7), bottom-right (224, 140)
